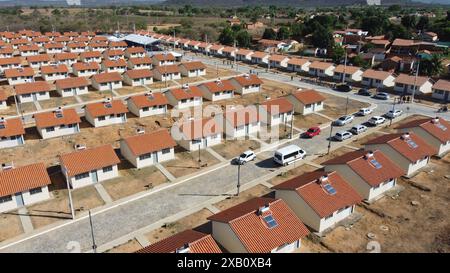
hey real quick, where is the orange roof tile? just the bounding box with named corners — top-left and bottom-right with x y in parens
top-left (72, 62), bottom-right (100, 71)
top-left (129, 92), bottom-right (168, 109)
top-left (122, 129), bottom-right (176, 156)
top-left (261, 97), bottom-right (293, 115)
top-left (287, 58), bottom-right (310, 66)
top-left (169, 86), bottom-right (203, 100)
top-left (396, 117), bottom-right (450, 144)
top-left (43, 42), bottom-right (64, 49)
top-left (334, 65), bottom-right (362, 74)
top-left (128, 57), bottom-right (152, 65)
top-left (55, 77), bottom-right (89, 90)
top-left (14, 81), bottom-right (51, 95)
top-left (26, 54), bottom-right (51, 63)
top-left (54, 52), bottom-right (78, 61)
top-left (179, 61), bottom-right (206, 71)
top-left (395, 73), bottom-right (430, 87)
top-left (0, 57), bottom-right (21, 65)
top-left (362, 69), bottom-right (393, 80)
top-left (34, 108), bottom-right (81, 129)
top-left (232, 74), bottom-right (263, 87)
top-left (152, 53), bottom-right (175, 61)
top-left (80, 51), bottom-right (102, 59)
top-left (224, 106), bottom-right (259, 127)
top-left (125, 47), bottom-right (146, 54)
top-left (41, 64), bottom-right (69, 74)
top-left (309, 61), bottom-right (334, 70)
top-left (154, 64), bottom-right (180, 74)
top-left (92, 72), bottom-right (122, 83)
top-left (60, 145), bottom-right (120, 177)
top-left (5, 67), bottom-right (35, 78)
top-left (291, 89), bottom-right (325, 104)
top-left (85, 100), bottom-right (128, 118)
top-left (0, 163), bottom-right (51, 198)
top-left (433, 79), bottom-right (450, 92)
top-left (179, 118), bottom-right (222, 140)
top-left (102, 59), bottom-right (127, 68)
top-left (200, 79), bottom-right (235, 93)
top-left (0, 117), bottom-right (25, 137)
top-left (124, 69), bottom-right (153, 79)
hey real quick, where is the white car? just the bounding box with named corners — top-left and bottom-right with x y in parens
top-left (334, 131), bottom-right (353, 141)
top-left (235, 150), bottom-right (256, 164)
top-left (368, 116), bottom-right (386, 126)
top-left (357, 108), bottom-right (373, 116)
top-left (334, 115), bottom-right (354, 126)
top-left (386, 109), bottom-right (403, 119)
top-left (350, 124), bottom-right (368, 135)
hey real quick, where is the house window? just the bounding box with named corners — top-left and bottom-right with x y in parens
top-left (75, 172), bottom-right (90, 180)
top-left (139, 153), bottom-right (151, 160)
top-left (0, 195), bottom-right (13, 204)
top-left (325, 214), bottom-right (333, 220)
top-left (142, 107), bottom-right (149, 112)
top-left (192, 139), bottom-right (202, 144)
top-left (30, 187), bottom-right (43, 195)
top-left (98, 116), bottom-right (106, 121)
top-left (162, 148), bottom-right (171, 154)
top-left (46, 127), bottom-right (55, 132)
top-left (103, 166), bottom-right (113, 173)
top-left (305, 104), bottom-right (312, 109)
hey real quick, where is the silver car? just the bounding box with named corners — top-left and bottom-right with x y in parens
top-left (350, 124), bottom-right (368, 135)
top-left (334, 115), bottom-right (354, 126)
top-left (334, 131), bottom-right (353, 141)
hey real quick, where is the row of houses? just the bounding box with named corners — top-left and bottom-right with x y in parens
top-left (134, 116), bottom-right (450, 253)
top-left (142, 31), bottom-right (450, 101)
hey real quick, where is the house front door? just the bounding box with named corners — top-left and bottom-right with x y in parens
top-left (91, 170), bottom-right (98, 183)
top-left (152, 152), bottom-right (158, 163)
top-left (32, 93), bottom-right (37, 101)
top-left (15, 193), bottom-right (24, 207)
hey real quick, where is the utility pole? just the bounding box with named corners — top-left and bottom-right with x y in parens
top-left (88, 210), bottom-right (97, 253)
top-left (389, 98), bottom-right (397, 127)
top-left (198, 145), bottom-right (201, 163)
top-left (345, 97), bottom-right (349, 115)
top-left (236, 164), bottom-right (241, 196)
top-left (327, 124), bottom-right (334, 155)
top-left (411, 58), bottom-right (420, 104)
top-left (233, 40), bottom-right (237, 72)
top-left (13, 93), bottom-right (20, 117)
top-left (342, 46), bottom-right (348, 84)
top-left (290, 113), bottom-right (294, 139)
top-left (66, 178), bottom-right (75, 220)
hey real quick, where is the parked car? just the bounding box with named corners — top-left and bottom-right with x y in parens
top-left (334, 131), bottom-right (353, 141)
top-left (335, 84), bottom-right (352, 92)
top-left (273, 145), bottom-right (306, 166)
top-left (334, 115), bottom-right (354, 126)
top-left (304, 127), bottom-right (321, 138)
top-left (234, 150), bottom-right (256, 165)
top-left (357, 88), bottom-right (371, 96)
top-left (368, 116), bottom-right (386, 126)
top-left (357, 107), bottom-right (373, 116)
top-left (386, 109), bottom-right (403, 119)
top-left (373, 92), bottom-right (390, 100)
top-left (350, 124), bottom-right (368, 135)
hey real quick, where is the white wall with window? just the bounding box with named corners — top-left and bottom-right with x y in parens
top-left (85, 112), bottom-right (127, 128)
top-left (0, 134), bottom-right (24, 149)
top-left (37, 123), bottom-right (80, 139)
top-left (64, 164), bottom-right (119, 189)
top-left (0, 186), bottom-right (50, 213)
top-left (18, 91), bottom-right (50, 103)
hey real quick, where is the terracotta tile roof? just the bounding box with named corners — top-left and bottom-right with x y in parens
top-left (395, 73), bottom-right (430, 86)
top-left (54, 36), bottom-right (71, 43)
top-left (179, 118), bottom-right (222, 140)
top-left (81, 31), bottom-right (96, 36)
top-left (222, 46), bottom-right (237, 54)
top-left (291, 89), bottom-right (325, 104)
top-left (200, 79), bottom-right (235, 93)
top-left (91, 36), bottom-right (108, 42)
top-left (54, 52), bottom-right (78, 61)
top-left (26, 54), bottom-right (51, 63)
top-left (0, 163), bottom-right (51, 198)
top-left (209, 44), bottom-right (224, 51)
top-left (371, 39), bottom-right (390, 46)
top-left (129, 92), bottom-right (168, 109)
top-left (11, 38), bottom-right (30, 45)
top-left (208, 197), bottom-right (309, 253)
top-left (309, 61), bottom-right (334, 70)
top-left (72, 62), bottom-right (100, 71)
top-left (396, 117), bottom-right (450, 144)
top-left (224, 106), bottom-right (259, 127)
top-left (104, 49), bottom-right (125, 57)
top-left (179, 61), bottom-right (206, 71)
top-left (80, 51), bottom-right (102, 59)
top-left (73, 37), bottom-right (90, 43)
top-left (34, 108), bottom-right (81, 129)
top-left (0, 90), bottom-right (7, 101)
top-left (287, 58), bottom-right (310, 66)
top-left (0, 47), bottom-right (14, 55)
top-left (236, 49), bottom-right (254, 56)
top-left (63, 31), bottom-right (79, 37)
top-left (18, 44), bottom-right (39, 52)
top-left (92, 72), bottom-right (122, 83)
top-left (0, 117), bottom-right (25, 137)
top-left (152, 53), bottom-right (175, 61)
top-left (89, 42), bottom-right (108, 48)
top-left (323, 149), bottom-right (404, 187)
top-left (154, 64), bottom-right (180, 74)
top-left (364, 132), bottom-right (436, 162)
top-left (169, 86), bottom-right (203, 100)
top-left (433, 79), bottom-right (450, 92)
top-left (136, 230), bottom-right (221, 253)
top-left (197, 42), bottom-right (210, 49)
top-left (362, 69), bottom-right (393, 80)
top-left (334, 65), bottom-right (362, 74)
top-left (60, 144), bottom-right (120, 177)
top-left (260, 97), bottom-right (293, 115)
top-left (392, 39), bottom-right (417, 47)
top-left (187, 40), bottom-right (201, 46)
top-left (0, 57), bottom-right (21, 65)
top-left (15, 81), bottom-right (51, 95)
top-left (122, 129), bottom-right (176, 157)
top-left (5, 67), bottom-right (35, 78)
top-left (128, 57), bottom-right (152, 65)
top-left (125, 46), bottom-right (146, 54)
top-left (232, 74), bottom-right (263, 87)
top-left (109, 41), bottom-right (127, 47)
top-left (85, 100), bottom-right (128, 118)
top-left (273, 170), bottom-right (362, 218)
top-left (102, 59), bottom-right (127, 68)
top-left (41, 64), bottom-right (69, 74)
top-left (45, 31), bottom-right (61, 37)
top-left (269, 54), bottom-right (289, 62)
top-left (43, 42), bottom-right (64, 49)
top-left (55, 77), bottom-right (89, 90)
top-left (125, 69), bottom-right (153, 79)
top-left (67, 42), bottom-right (87, 49)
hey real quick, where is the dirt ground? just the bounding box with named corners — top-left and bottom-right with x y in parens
top-left (349, 131), bottom-right (387, 148)
top-left (79, 90), bottom-right (113, 102)
top-left (293, 113), bottom-right (331, 130)
top-left (17, 102), bottom-right (37, 113)
top-left (106, 239), bottom-right (142, 253)
top-left (0, 212), bottom-right (24, 243)
top-left (103, 165), bottom-right (168, 201)
top-left (312, 146), bottom-right (357, 165)
top-left (26, 182), bottom-right (105, 229)
top-left (38, 96), bottom-right (78, 110)
top-left (321, 93), bottom-right (371, 119)
top-left (0, 114), bottom-right (175, 168)
top-left (145, 208), bottom-right (213, 244)
top-left (319, 154), bottom-right (450, 253)
top-left (381, 114), bottom-right (430, 134)
top-left (161, 149), bottom-right (220, 178)
top-left (213, 184), bottom-right (272, 211)
top-left (147, 80), bottom-right (178, 90)
top-left (203, 65), bottom-right (239, 80)
top-left (211, 139), bottom-right (260, 160)
top-left (115, 86), bottom-right (147, 96)
top-left (268, 163), bottom-right (319, 186)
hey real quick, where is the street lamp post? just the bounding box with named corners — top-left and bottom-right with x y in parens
top-left (66, 178), bottom-right (75, 220)
top-left (236, 164), bottom-right (241, 196)
top-left (198, 144), bottom-right (201, 163)
top-left (345, 96), bottom-right (349, 115)
top-left (411, 59), bottom-right (420, 104)
top-left (327, 124), bottom-right (334, 155)
top-left (88, 210), bottom-right (97, 253)
top-left (389, 98), bottom-right (397, 127)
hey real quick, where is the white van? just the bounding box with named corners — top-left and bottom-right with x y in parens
top-left (273, 145), bottom-right (306, 166)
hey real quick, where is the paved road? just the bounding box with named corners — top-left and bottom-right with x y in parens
top-left (1, 54), bottom-right (449, 253)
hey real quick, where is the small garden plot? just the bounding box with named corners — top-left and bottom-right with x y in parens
top-left (211, 139), bottom-right (260, 160)
top-left (0, 212), bottom-right (24, 242)
top-left (161, 149), bottom-right (220, 178)
top-left (312, 146), bottom-right (356, 165)
top-left (213, 184), bottom-right (272, 211)
top-left (268, 164), bottom-right (319, 186)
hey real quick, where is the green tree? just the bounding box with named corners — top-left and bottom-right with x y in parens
top-left (416, 16), bottom-right (429, 31)
top-left (351, 55), bottom-right (369, 68)
top-left (401, 15), bottom-right (417, 29)
top-left (235, 30), bottom-right (251, 47)
top-left (387, 24), bottom-right (410, 40)
top-left (218, 27), bottom-right (235, 45)
top-left (311, 25), bottom-right (333, 49)
top-left (277, 26), bottom-right (291, 40)
top-left (332, 44), bottom-right (345, 63)
top-left (420, 54), bottom-right (444, 77)
top-left (262, 28), bottom-right (277, 40)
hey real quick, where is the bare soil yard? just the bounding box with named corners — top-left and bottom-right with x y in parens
top-left (349, 131), bottom-right (387, 148)
top-left (106, 239), bottom-right (142, 253)
top-left (161, 149), bottom-right (220, 178)
top-left (321, 93), bottom-right (371, 119)
top-left (268, 163), bottom-right (319, 186)
top-left (39, 96), bottom-right (78, 110)
top-left (211, 139), bottom-right (260, 160)
top-left (380, 114), bottom-right (430, 134)
top-left (203, 65), bottom-right (239, 80)
top-left (312, 146), bottom-right (356, 165)
top-left (293, 113), bottom-right (331, 130)
top-left (0, 212), bottom-right (23, 243)
top-left (212, 184), bottom-right (272, 211)
top-left (115, 86), bottom-right (147, 96)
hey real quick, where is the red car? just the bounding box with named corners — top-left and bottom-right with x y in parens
top-left (304, 127), bottom-right (321, 138)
